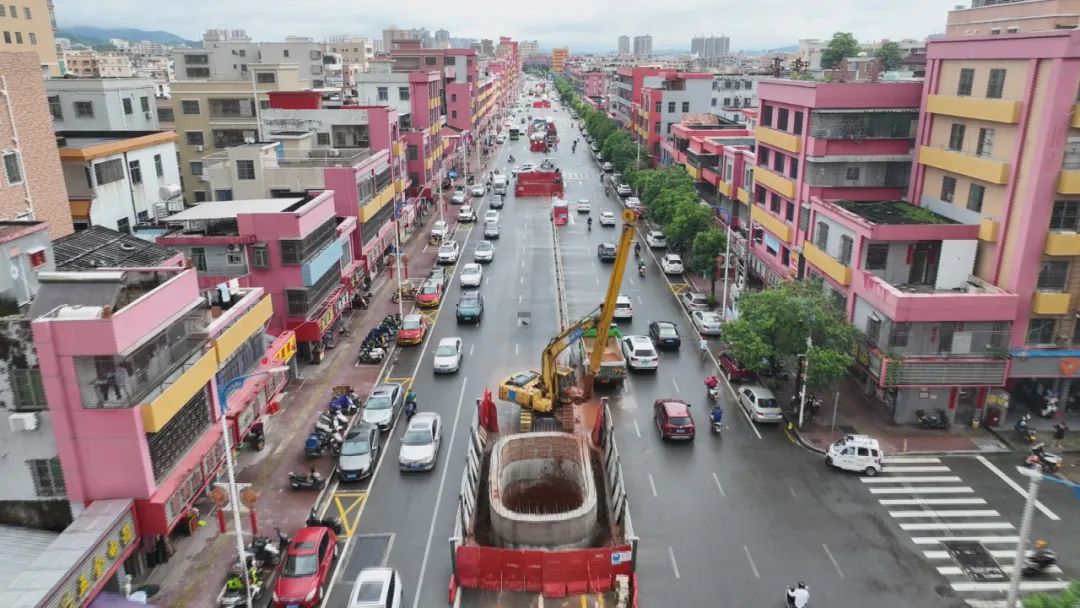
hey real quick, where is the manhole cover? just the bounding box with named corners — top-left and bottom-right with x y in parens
top-left (943, 541), bottom-right (1006, 582)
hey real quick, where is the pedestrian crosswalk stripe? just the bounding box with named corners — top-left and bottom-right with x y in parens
top-left (911, 536), bottom-right (1020, 545)
top-left (869, 486), bottom-right (974, 494)
top-left (881, 456), bottom-right (942, 464)
top-left (862, 475), bottom-right (963, 483)
top-left (879, 498), bottom-right (986, 505)
top-left (899, 522), bottom-right (1014, 531)
top-left (938, 565), bottom-right (1063, 576)
top-left (888, 509), bottom-right (1000, 518)
top-left (924, 550), bottom-right (1017, 560)
top-left (951, 581), bottom-right (1071, 593)
top-left (880, 465), bottom-right (952, 473)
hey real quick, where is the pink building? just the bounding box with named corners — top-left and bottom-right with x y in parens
top-left (749, 80), bottom-right (922, 285)
top-left (662, 122), bottom-right (755, 227)
top-left (157, 193), bottom-right (357, 362)
top-left (633, 71), bottom-right (714, 162)
top-left (568, 67), bottom-right (605, 99)
top-left (612, 66), bottom-right (661, 127)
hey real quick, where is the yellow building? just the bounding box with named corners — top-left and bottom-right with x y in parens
top-left (0, 0), bottom-right (60, 75)
top-left (552, 47), bottom-right (569, 73)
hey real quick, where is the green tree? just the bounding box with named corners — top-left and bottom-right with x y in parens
top-left (665, 201), bottom-right (713, 253)
top-left (820, 32), bottom-right (861, 69)
top-left (875, 41), bottom-right (904, 71)
top-left (1024, 582), bottom-right (1080, 608)
top-left (689, 228), bottom-right (727, 297)
top-left (720, 280), bottom-right (858, 389)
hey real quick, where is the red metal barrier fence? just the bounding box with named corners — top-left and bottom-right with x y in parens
top-left (454, 544), bottom-right (634, 597)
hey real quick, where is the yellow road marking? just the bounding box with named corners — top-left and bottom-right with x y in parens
top-left (331, 491), bottom-right (367, 537)
top-left (669, 282), bottom-right (689, 295)
top-left (382, 376), bottom-right (414, 392)
top-left (419, 310), bottom-right (439, 325)
top-left (597, 593), bottom-right (605, 608)
top-left (581, 595), bottom-right (587, 608)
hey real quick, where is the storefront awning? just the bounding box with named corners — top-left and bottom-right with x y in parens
top-left (69, 198), bottom-right (92, 220)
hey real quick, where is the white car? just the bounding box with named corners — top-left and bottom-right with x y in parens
top-left (349, 567), bottom-right (403, 608)
top-left (612, 295), bottom-right (633, 320)
top-left (473, 240), bottom-right (495, 263)
top-left (458, 205), bottom-right (476, 222)
top-left (826, 434), bottom-right (883, 476)
top-left (517, 163), bottom-right (536, 173)
top-left (738, 385), bottom-right (784, 423)
top-left (576, 199), bottom-right (591, 213)
top-left (459, 263), bottom-right (483, 287)
top-left (450, 187), bottom-right (467, 204)
top-left (692, 310), bottom-right (724, 336)
top-left (602, 161), bottom-right (614, 172)
top-left (471, 184), bottom-right (486, 197)
top-left (483, 210), bottom-right (500, 224)
top-left (645, 230), bottom-right (667, 248)
top-left (598, 211), bottom-right (617, 227)
top-left (621, 335), bottom-right (659, 371)
top-left (430, 220), bottom-right (449, 239)
top-left (399, 413), bottom-right (442, 471)
top-left (681, 291), bottom-right (711, 312)
top-left (616, 183), bottom-right (632, 196)
top-left (496, 134), bottom-right (506, 144)
top-left (437, 241), bottom-right (460, 264)
top-left (432, 338), bottom-right (463, 375)
top-left (484, 221), bottom-right (500, 239)
top-left (661, 254), bottom-right (684, 275)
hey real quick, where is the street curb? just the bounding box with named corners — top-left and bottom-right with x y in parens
top-left (786, 415), bottom-right (1024, 458)
top-left (984, 422), bottom-right (1080, 454)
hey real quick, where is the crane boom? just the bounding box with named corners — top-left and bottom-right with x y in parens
top-left (587, 209), bottom-right (637, 380)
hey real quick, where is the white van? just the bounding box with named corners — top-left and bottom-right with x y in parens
top-left (826, 435), bottom-right (883, 476)
top-left (493, 175), bottom-right (508, 195)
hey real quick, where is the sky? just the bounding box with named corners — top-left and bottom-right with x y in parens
top-left (55, 0), bottom-right (954, 52)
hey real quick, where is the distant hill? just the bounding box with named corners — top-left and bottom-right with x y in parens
top-left (57, 25), bottom-right (198, 48)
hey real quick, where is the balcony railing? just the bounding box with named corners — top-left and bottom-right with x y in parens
top-left (75, 331), bottom-right (207, 410)
top-left (809, 111), bottom-right (918, 140)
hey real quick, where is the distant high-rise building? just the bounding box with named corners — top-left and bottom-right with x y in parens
top-left (632, 35), bottom-right (652, 57)
top-left (521, 40), bottom-right (540, 58)
top-left (617, 35), bottom-right (630, 56)
top-left (434, 29), bottom-right (450, 49)
top-left (691, 35), bottom-right (730, 59)
top-left (383, 26), bottom-right (430, 51)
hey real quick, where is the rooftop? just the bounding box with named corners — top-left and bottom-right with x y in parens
top-left (53, 226), bottom-right (181, 271)
top-left (164, 197), bottom-right (311, 222)
top-left (56, 131), bottom-right (178, 161)
top-left (832, 200), bottom-right (957, 226)
top-left (0, 221), bottom-right (47, 244)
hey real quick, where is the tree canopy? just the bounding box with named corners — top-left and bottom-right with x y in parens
top-left (821, 32), bottom-right (861, 70)
top-left (1024, 582), bottom-right (1080, 608)
top-left (875, 41), bottom-right (904, 71)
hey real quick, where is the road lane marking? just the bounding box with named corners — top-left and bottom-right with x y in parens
top-left (869, 486), bottom-right (974, 494)
top-left (881, 466), bottom-right (952, 473)
top-left (520, 276), bottom-right (524, 285)
top-left (632, 419), bottom-right (641, 438)
top-left (331, 492), bottom-right (368, 537)
top-left (648, 473), bottom-right (658, 497)
top-left (898, 522), bottom-right (1014, 531)
top-left (412, 378), bottom-right (469, 608)
top-left (861, 475), bottom-right (963, 483)
top-left (671, 378), bottom-right (679, 393)
top-left (882, 456), bottom-right (942, 464)
top-left (668, 546), bottom-right (681, 579)
top-left (742, 545), bottom-right (759, 578)
top-left (515, 343), bottom-right (520, 356)
top-left (975, 455), bottom-right (1061, 521)
top-left (889, 509), bottom-right (1000, 518)
top-left (912, 535), bottom-right (1019, 545)
top-left (518, 294), bottom-right (523, 303)
top-left (821, 543), bottom-right (844, 578)
top-left (469, 344), bottom-right (475, 356)
top-left (951, 582), bottom-right (1071, 593)
top-left (879, 498), bottom-right (986, 505)
top-left (939, 564), bottom-right (1062, 576)
top-left (924, 550), bottom-right (1022, 560)
top-left (636, 295), bottom-right (642, 305)
top-left (712, 473), bottom-right (725, 497)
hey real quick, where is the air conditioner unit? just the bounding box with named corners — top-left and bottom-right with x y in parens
top-left (195, 145), bottom-right (204, 152)
top-left (8, 412), bottom-right (40, 432)
top-left (226, 244), bottom-right (241, 252)
top-left (145, 111), bottom-right (152, 119)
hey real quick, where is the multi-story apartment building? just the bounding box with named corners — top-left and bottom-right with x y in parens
top-left (631, 71), bottom-right (715, 161)
top-left (748, 80), bottom-right (921, 286)
top-left (612, 66), bottom-right (660, 127)
top-left (0, 0), bottom-right (60, 75)
top-left (633, 35), bottom-right (653, 57)
top-left (661, 119), bottom-right (755, 226)
top-left (0, 53), bottom-right (72, 238)
top-left (173, 30), bottom-right (329, 88)
top-left (692, 35), bottom-right (731, 59)
top-left (388, 41), bottom-right (493, 136)
top-left (61, 50), bottom-right (134, 78)
top-left (946, 0), bottom-right (1080, 36)
top-left (46, 78), bottom-right (161, 132)
top-left (133, 55), bottom-right (174, 98)
top-left (171, 64), bottom-right (308, 204)
top-left (326, 37), bottom-right (374, 75)
top-left (521, 40), bottom-right (539, 58)
top-left (617, 36), bottom-right (630, 56)
top-left (711, 74), bottom-right (764, 124)
top-left (568, 66), bottom-right (605, 99)
top-left (551, 47), bottom-right (569, 74)
top-left (158, 192), bottom-right (356, 361)
top-left (383, 27), bottom-right (431, 51)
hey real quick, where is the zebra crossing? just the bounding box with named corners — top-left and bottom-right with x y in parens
top-left (559, 171), bottom-right (597, 181)
top-left (862, 456), bottom-right (1069, 607)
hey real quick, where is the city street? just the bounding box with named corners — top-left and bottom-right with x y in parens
top-left (319, 89), bottom-right (1079, 608)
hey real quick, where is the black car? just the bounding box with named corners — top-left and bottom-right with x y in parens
top-left (456, 290), bottom-right (484, 324)
top-left (648, 321), bottom-right (682, 349)
top-left (597, 243), bottom-right (617, 262)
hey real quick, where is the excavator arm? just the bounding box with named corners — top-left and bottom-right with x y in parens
top-left (587, 209), bottom-right (638, 380)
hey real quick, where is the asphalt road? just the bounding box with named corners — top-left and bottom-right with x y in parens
top-left (319, 79), bottom-right (1080, 608)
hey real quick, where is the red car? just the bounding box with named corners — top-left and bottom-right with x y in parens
top-left (718, 352), bottom-right (758, 384)
top-left (272, 526), bottom-right (337, 608)
top-left (396, 313), bottom-right (428, 346)
top-left (416, 279), bottom-right (444, 309)
top-left (654, 399), bottom-right (695, 440)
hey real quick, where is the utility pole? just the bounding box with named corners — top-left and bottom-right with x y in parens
top-left (720, 222), bottom-right (732, 319)
top-left (1006, 467), bottom-right (1042, 608)
top-left (798, 333), bottom-right (812, 428)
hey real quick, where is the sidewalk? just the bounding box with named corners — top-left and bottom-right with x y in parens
top-left (142, 213), bottom-right (450, 607)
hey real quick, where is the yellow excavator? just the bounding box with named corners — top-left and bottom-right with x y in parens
top-left (498, 208), bottom-right (638, 431)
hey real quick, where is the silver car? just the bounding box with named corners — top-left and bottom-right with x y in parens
top-left (399, 413), bottom-right (442, 471)
top-left (484, 221), bottom-right (500, 239)
top-left (681, 291), bottom-right (711, 312)
top-left (692, 310), bottom-right (724, 336)
top-left (362, 383), bottom-right (404, 431)
top-left (473, 240), bottom-right (495, 263)
top-left (338, 424), bottom-right (378, 481)
top-left (432, 337), bottom-right (463, 374)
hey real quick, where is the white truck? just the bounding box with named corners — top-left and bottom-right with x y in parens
top-left (493, 175), bottom-right (508, 195)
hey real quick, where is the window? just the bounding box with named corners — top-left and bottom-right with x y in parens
top-left (793, 112), bottom-right (803, 135)
top-left (74, 101), bottom-right (93, 118)
top-left (27, 459), bottom-right (65, 498)
top-left (976, 128), bottom-right (994, 158)
top-left (966, 183), bottom-right (985, 212)
top-left (451, 93), bottom-right (457, 103)
top-left (1050, 200), bottom-right (1080, 231)
top-left (399, 87), bottom-right (410, 101)
top-left (0, 6), bottom-right (5, 15)
top-left (758, 147), bottom-right (769, 166)
top-left (769, 193), bottom-right (782, 214)
top-left (865, 315), bottom-right (882, 345)
top-left (711, 98), bottom-right (717, 107)
top-left (865, 244), bottom-right (889, 270)
top-left (11, 367), bottom-right (46, 411)
top-left (784, 201), bottom-right (795, 222)
top-left (186, 67), bottom-right (210, 78)
top-left (22, 5), bottom-right (29, 18)
top-left (3, 152), bottom-right (22, 185)
top-left (761, 104), bottom-right (773, 125)
top-left (777, 107), bottom-right (789, 130)
top-left (948, 123), bottom-right (965, 151)
top-left (682, 101), bottom-right (690, 113)
top-left (407, 145), bottom-right (418, 161)
top-left (425, 56), bottom-right (437, 66)
top-left (667, 101), bottom-right (675, 113)
top-left (190, 161), bottom-right (203, 176)
top-left (941, 176), bottom-right (956, 202)
top-left (154, 154), bottom-right (164, 178)
top-left (772, 151), bottom-right (784, 172)
top-left (723, 97), bottom-right (731, 106)
top-left (451, 110), bottom-right (457, 119)
top-left (789, 158), bottom-right (799, 179)
top-left (190, 246), bottom-right (207, 271)
top-left (282, 49), bottom-right (289, 57)
top-left (957, 68), bottom-right (975, 96)
top-left (256, 72), bottom-right (276, 83)
top-left (1, 32), bottom-right (8, 44)
top-left (845, 167), bottom-right (861, 181)
top-left (249, 243), bottom-right (270, 268)
top-left (93, 159), bottom-right (124, 185)
top-left (122, 98), bottom-right (133, 115)
top-left (377, 87), bottom-right (388, 102)
top-left (193, 190), bottom-right (208, 202)
top-left (186, 131), bottom-right (205, 146)
top-left (1038, 261), bottom-right (1069, 291)
top-left (14, 32), bottom-right (21, 44)
top-left (839, 235), bottom-right (854, 265)
top-left (1027, 318), bottom-right (1056, 345)
top-left (309, 50), bottom-right (321, 60)
top-left (236, 159), bottom-right (256, 180)
top-left (141, 96), bottom-right (150, 112)
top-left (986, 68), bottom-right (1006, 99)
top-left (128, 160), bottom-right (142, 184)
top-left (316, 132), bottom-right (331, 146)
top-left (181, 100), bottom-right (200, 115)
top-left (214, 189), bottom-right (233, 201)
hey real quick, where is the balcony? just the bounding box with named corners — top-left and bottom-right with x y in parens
top-left (141, 347), bottom-right (218, 432)
top-left (1057, 170), bottom-right (1080, 194)
top-left (803, 241), bottom-right (851, 286)
top-left (736, 187), bottom-right (749, 204)
top-left (718, 180), bottom-right (732, 197)
top-left (360, 184), bottom-right (395, 222)
top-left (301, 234), bottom-right (348, 285)
top-left (855, 271), bottom-right (1019, 323)
top-left (1045, 231), bottom-right (1080, 256)
top-left (685, 164), bottom-right (701, 180)
top-left (753, 166), bottom-right (797, 199)
top-left (1073, 104), bottom-right (1080, 129)
top-left (1032, 291), bottom-right (1072, 315)
top-left (750, 204), bottom-right (792, 242)
top-left (926, 94), bottom-right (1022, 124)
top-left (755, 126), bottom-right (800, 154)
top-left (918, 146), bottom-right (1010, 184)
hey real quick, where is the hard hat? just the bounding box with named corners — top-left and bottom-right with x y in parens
top-left (1035, 540), bottom-right (1049, 549)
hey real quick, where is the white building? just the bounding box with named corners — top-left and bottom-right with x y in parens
top-left (617, 36), bottom-right (630, 56)
top-left (633, 35), bottom-right (653, 57)
top-left (521, 40), bottom-right (540, 58)
top-left (45, 78), bottom-right (161, 132)
top-left (173, 29), bottom-right (329, 87)
top-left (692, 35), bottom-right (730, 59)
top-left (710, 74), bottom-right (764, 123)
top-left (61, 50), bottom-right (134, 78)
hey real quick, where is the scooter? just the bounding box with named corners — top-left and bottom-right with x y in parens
top-left (1040, 397), bottom-right (1059, 418)
top-left (638, 263), bottom-right (646, 277)
top-left (306, 508), bottom-right (344, 535)
top-left (288, 469), bottom-right (326, 490)
top-left (1022, 548), bottom-right (1059, 576)
top-left (1015, 414), bottom-right (1038, 444)
top-left (218, 576), bottom-right (263, 607)
top-left (314, 415), bottom-right (344, 437)
top-left (710, 408), bottom-right (723, 435)
top-left (1024, 443), bottom-right (1062, 474)
top-left (246, 535), bottom-right (282, 566)
top-left (405, 399), bottom-right (417, 421)
top-left (246, 422), bottom-right (265, 451)
top-left (915, 408), bottom-right (949, 430)
top-left (329, 394), bottom-right (359, 417)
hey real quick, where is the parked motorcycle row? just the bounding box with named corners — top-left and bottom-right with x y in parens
top-left (358, 314), bottom-right (402, 364)
top-left (302, 387), bottom-right (362, 461)
top-left (218, 527), bottom-right (290, 606)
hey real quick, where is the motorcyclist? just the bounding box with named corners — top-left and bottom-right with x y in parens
top-left (225, 573), bottom-right (245, 592)
top-left (587, 216), bottom-right (593, 230)
top-left (705, 375), bottom-right (719, 393)
top-left (710, 405), bottom-right (724, 426)
top-left (634, 242), bottom-right (641, 256)
top-left (787, 582), bottom-right (809, 608)
top-left (509, 154), bottom-right (515, 163)
top-left (1015, 413), bottom-right (1032, 433)
top-left (637, 259), bottom-right (645, 274)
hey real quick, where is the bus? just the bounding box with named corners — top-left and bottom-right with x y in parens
top-left (509, 127), bottom-right (520, 141)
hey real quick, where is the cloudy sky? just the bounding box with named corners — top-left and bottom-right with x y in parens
top-left (55, 0), bottom-right (954, 52)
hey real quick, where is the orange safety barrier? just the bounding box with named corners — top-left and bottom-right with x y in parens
top-left (523, 550), bottom-right (545, 593)
top-left (478, 547), bottom-right (502, 591)
top-left (502, 550), bottom-right (525, 592)
top-left (542, 552), bottom-right (568, 597)
top-left (455, 546), bottom-right (481, 588)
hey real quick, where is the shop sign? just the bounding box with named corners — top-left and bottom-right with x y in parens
top-left (235, 400), bottom-right (257, 437)
top-left (49, 509), bottom-right (137, 608)
top-left (273, 334), bottom-right (297, 363)
top-left (317, 306), bottom-right (337, 335)
top-left (1060, 358), bottom-right (1080, 375)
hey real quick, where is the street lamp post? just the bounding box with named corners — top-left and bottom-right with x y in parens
top-left (1006, 467), bottom-right (1043, 608)
top-left (216, 366), bottom-right (288, 608)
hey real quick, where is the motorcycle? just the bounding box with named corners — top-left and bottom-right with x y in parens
top-left (405, 399), bottom-right (417, 421)
top-left (306, 508), bottom-right (344, 535)
top-left (710, 407), bottom-right (723, 435)
top-left (1015, 414), bottom-right (1038, 444)
top-left (246, 421), bottom-right (265, 451)
top-left (1024, 443), bottom-right (1062, 474)
top-left (1022, 548), bottom-right (1059, 576)
top-left (357, 345), bottom-right (386, 365)
top-left (246, 535), bottom-right (282, 566)
top-left (218, 575), bottom-right (263, 607)
top-left (785, 584), bottom-right (810, 608)
top-left (288, 469), bottom-right (326, 490)
top-left (329, 392), bottom-right (359, 417)
top-left (915, 408), bottom-right (949, 430)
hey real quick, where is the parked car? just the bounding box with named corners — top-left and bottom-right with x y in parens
top-left (455, 290), bottom-right (484, 324)
top-left (432, 337), bottom-right (463, 374)
top-left (616, 183), bottom-right (632, 197)
top-left (590, 143), bottom-right (600, 153)
top-left (362, 383), bottom-right (404, 431)
top-left (430, 221), bottom-right (449, 239)
top-left (450, 187), bottom-right (467, 204)
top-left (457, 205), bottom-right (476, 222)
top-left (691, 310), bottom-right (723, 336)
top-left (437, 241), bottom-right (460, 264)
top-left (273, 526), bottom-right (338, 608)
top-left (349, 567), bottom-right (402, 608)
top-left (396, 313), bottom-right (428, 345)
top-left (621, 335), bottom-right (659, 371)
top-left (399, 412), bottom-right (442, 471)
top-left (338, 424), bottom-right (379, 481)
top-left (737, 385), bottom-right (783, 423)
top-left (661, 254), bottom-right (684, 275)
top-left (473, 241), bottom-right (495, 263)
top-left (597, 242), bottom-right (617, 262)
top-left (484, 221), bottom-right (500, 239)
top-left (599, 211), bottom-right (617, 226)
top-left (612, 295), bottom-right (633, 320)
top-left (496, 134), bottom-right (506, 144)
top-left (470, 184), bottom-right (486, 197)
top-left (602, 161), bottom-right (614, 173)
top-left (718, 352), bottom-right (757, 384)
top-left (648, 321), bottom-right (681, 349)
top-left (654, 399), bottom-right (695, 441)
top-left (459, 263), bottom-right (483, 287)
top-left (427, 266), bottom-right (449, 289)
top-left (680, 291), bottom-right (711, 312)
top-left (576, 199), bottom-right (591, 213)
top-left (645, 230), bottom-right (667, 248)
top-left (415, 280), bottom-right (443, 309)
